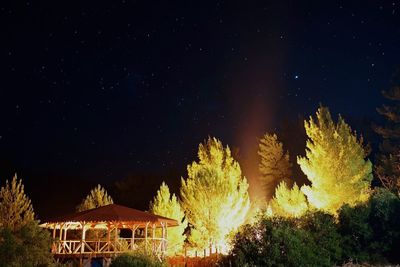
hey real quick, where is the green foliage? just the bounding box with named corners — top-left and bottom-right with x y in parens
top-left (338, 203), bottom-right (372, 263)
top-left (180, 137), bottom-right (250, 250)
top-left (0, 222), bottom-right (54, 267)
top-left (298, 106), bottom-right (372, 215)
top-left (268, 181), bottom-right (308, 218)
top-left (76, 184), bottom-right (113, 212)
top-left (0, 174), bottom-right (35, 231)
top-left (110, 252), bottom-right (167, 267)
top-left (258, 133), bottom-right (292, 200)
top-left (149, 182), bottom-right (187, 255)
top-left (226, 213), bottom-right (342, 267)
top-left (338, 188), bottom-right (400, 263)
top-left (299, 212), bottom-right (342, 264)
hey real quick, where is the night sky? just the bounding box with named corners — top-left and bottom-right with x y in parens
top-left (1, 1), bottom-right (399, 219)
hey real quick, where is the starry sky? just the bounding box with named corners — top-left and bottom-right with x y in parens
top-left (1, 1), bottom-right (399, 218)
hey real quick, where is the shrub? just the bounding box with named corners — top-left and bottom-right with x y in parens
top-left (225, 213), bottom-right (341, 267)
top-left (338, 188), bottom-right (400, 264)
top-left (0, 222), bottom-right (55, 267)
top-left (110, 252), bottom-right (167, 267)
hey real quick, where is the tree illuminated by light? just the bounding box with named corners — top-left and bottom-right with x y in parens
top-left (298, 106), bottom-right (372, 215)
top-left (180, 137), bottom-right (250, 252)
top-left (268, 181), bottom-right (308, 218)
top-left (77, 184), bottom-right (113, 212)
top-left (150, 182), bottom-right (187, 256)
top-left (0, 174), bottom-right (34, 230)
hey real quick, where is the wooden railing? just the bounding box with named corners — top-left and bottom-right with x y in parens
top-left (52, 237), bottom-right (167, 256)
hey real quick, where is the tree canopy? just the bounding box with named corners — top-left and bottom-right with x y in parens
top-left (0, 174), bottom-right (54, 266)
top-left (374, 84), bottom-right (400, 192)
top-left (180, 137), bottom-right (250, 251)
top-left (150, 182), bottom-right (187, 256)
top-left (298, 106), bottom-right (372, 214)
top-left (268, 181), bottom-right (308, 218)
top-left (76, 184), bottom-right (114, 212)
top-left (0, 174), bottom-right (34, 231)
top-left (258, 133), bottom-right (292, 201)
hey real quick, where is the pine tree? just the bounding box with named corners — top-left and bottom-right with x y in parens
top-left (149, 182), bottom-right (187, 256)
top-left (180, 137), bottom-right (250, 251)
top-left (268, 181), bottom-right (308, 218)
top-left (77, 184), bottom-right (113, 212)
top-left (374, 84), bottom-right (400, 192)
top-left (0, 175), bottom-right (54, 265)
top-left (298, 106), bottom-right (372, 215)
top-left (0, 174), bottom-right (35, 231)
top-left (258, 133), bottom-right (292, 201)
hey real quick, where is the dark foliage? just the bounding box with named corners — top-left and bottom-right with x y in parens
top-left (110, 253), bottom-right (167, 267)
top-left (338, 188), bottom-right (400, 263)
top-left (224, 189), bottom-right (400, 266)
top-left (224, 212), bottom-right (341, 267)
top-left (0, 222), bottom-right (54, 267)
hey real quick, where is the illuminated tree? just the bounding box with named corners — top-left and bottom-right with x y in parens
top-left (0, 174), bottom-right (34, 231)
top-left (180, 137), bottom-right (250, 251)
top-left (0, 175), bottom-right (54, 266)
top-left (149, 182), bottom-right (187, 256)
top-left (77, 184), bottom-right (113, 212)
top-left (374, 84), bottom-right (400, 192)
top-left (258, 133), bottom-right (292, 201)
top-left (76, 184), bottom-right (114, 240)
top-left (268, 181), bottom-right (308, 218)
top-left (298, 106), bottom-right (373, 215)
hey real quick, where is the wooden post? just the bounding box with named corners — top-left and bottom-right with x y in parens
top-left (52, 224), bottom-right (56, 253)
top-left (165, 222), bottom-right (168, 252)
top-left (152, 223), bottom-right (156, 253)
top-left (114, 224), bottom-right (118, 252)
top-left (52, 224), bottom-right (56, 239)
top-left (145, 222), bottom-right (149, 253)
top-left (59, 223), bottom-right (64, 240)
top-left (80, 222), bottom-right (86, 254)
top-left (63, 224), bottom-right (68, 241)
top-left (161, 222), bottom-right (165, 253)
top-left (59, 223), bottom-right (64, 254)
top-left (131, 225), bottom-right (136, 250)
top-left (107, 223), bottom-right (111, 252)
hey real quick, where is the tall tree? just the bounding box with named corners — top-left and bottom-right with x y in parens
top-left (180, 137), bottom-right (250, 252)
top-left (0, 175), bottom-right (54, 266)
top-left (149, 182), bottom-right (187, 256)
top-left (268, 181), bottom-right (308, 218)
top-left (298, 106), bottom-right (372, 215)
top-left (374, 84), bottom-right (400, 192)
top-left (258, 133), bottom-right (292, 201)
top-left (77, 184), bottom-right (113, 212)
top-left (0, 174), bottom-right (34, 231)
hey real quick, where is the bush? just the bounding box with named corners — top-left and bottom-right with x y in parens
top-left (110, 252), bottom-right (167, 267)
top-left (299, 212), bottom-right (342, 264)
top-left (338, 188), bottom-right (400, 264)
top-left (0, 222), bottom-right (55, 267)
top-left (224, 213), bottom-right (341, 267)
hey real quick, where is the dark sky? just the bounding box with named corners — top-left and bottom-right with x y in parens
top-left (0, 1), bottom-right (399, 219)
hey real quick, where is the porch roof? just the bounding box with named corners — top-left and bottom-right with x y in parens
top-left (41, 204), bottom-right (178, 227)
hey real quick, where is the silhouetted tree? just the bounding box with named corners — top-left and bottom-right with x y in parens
top-left (258, 133), bottom-right (292, 201)
top-left (374, 83), bottom-right (400, 192)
